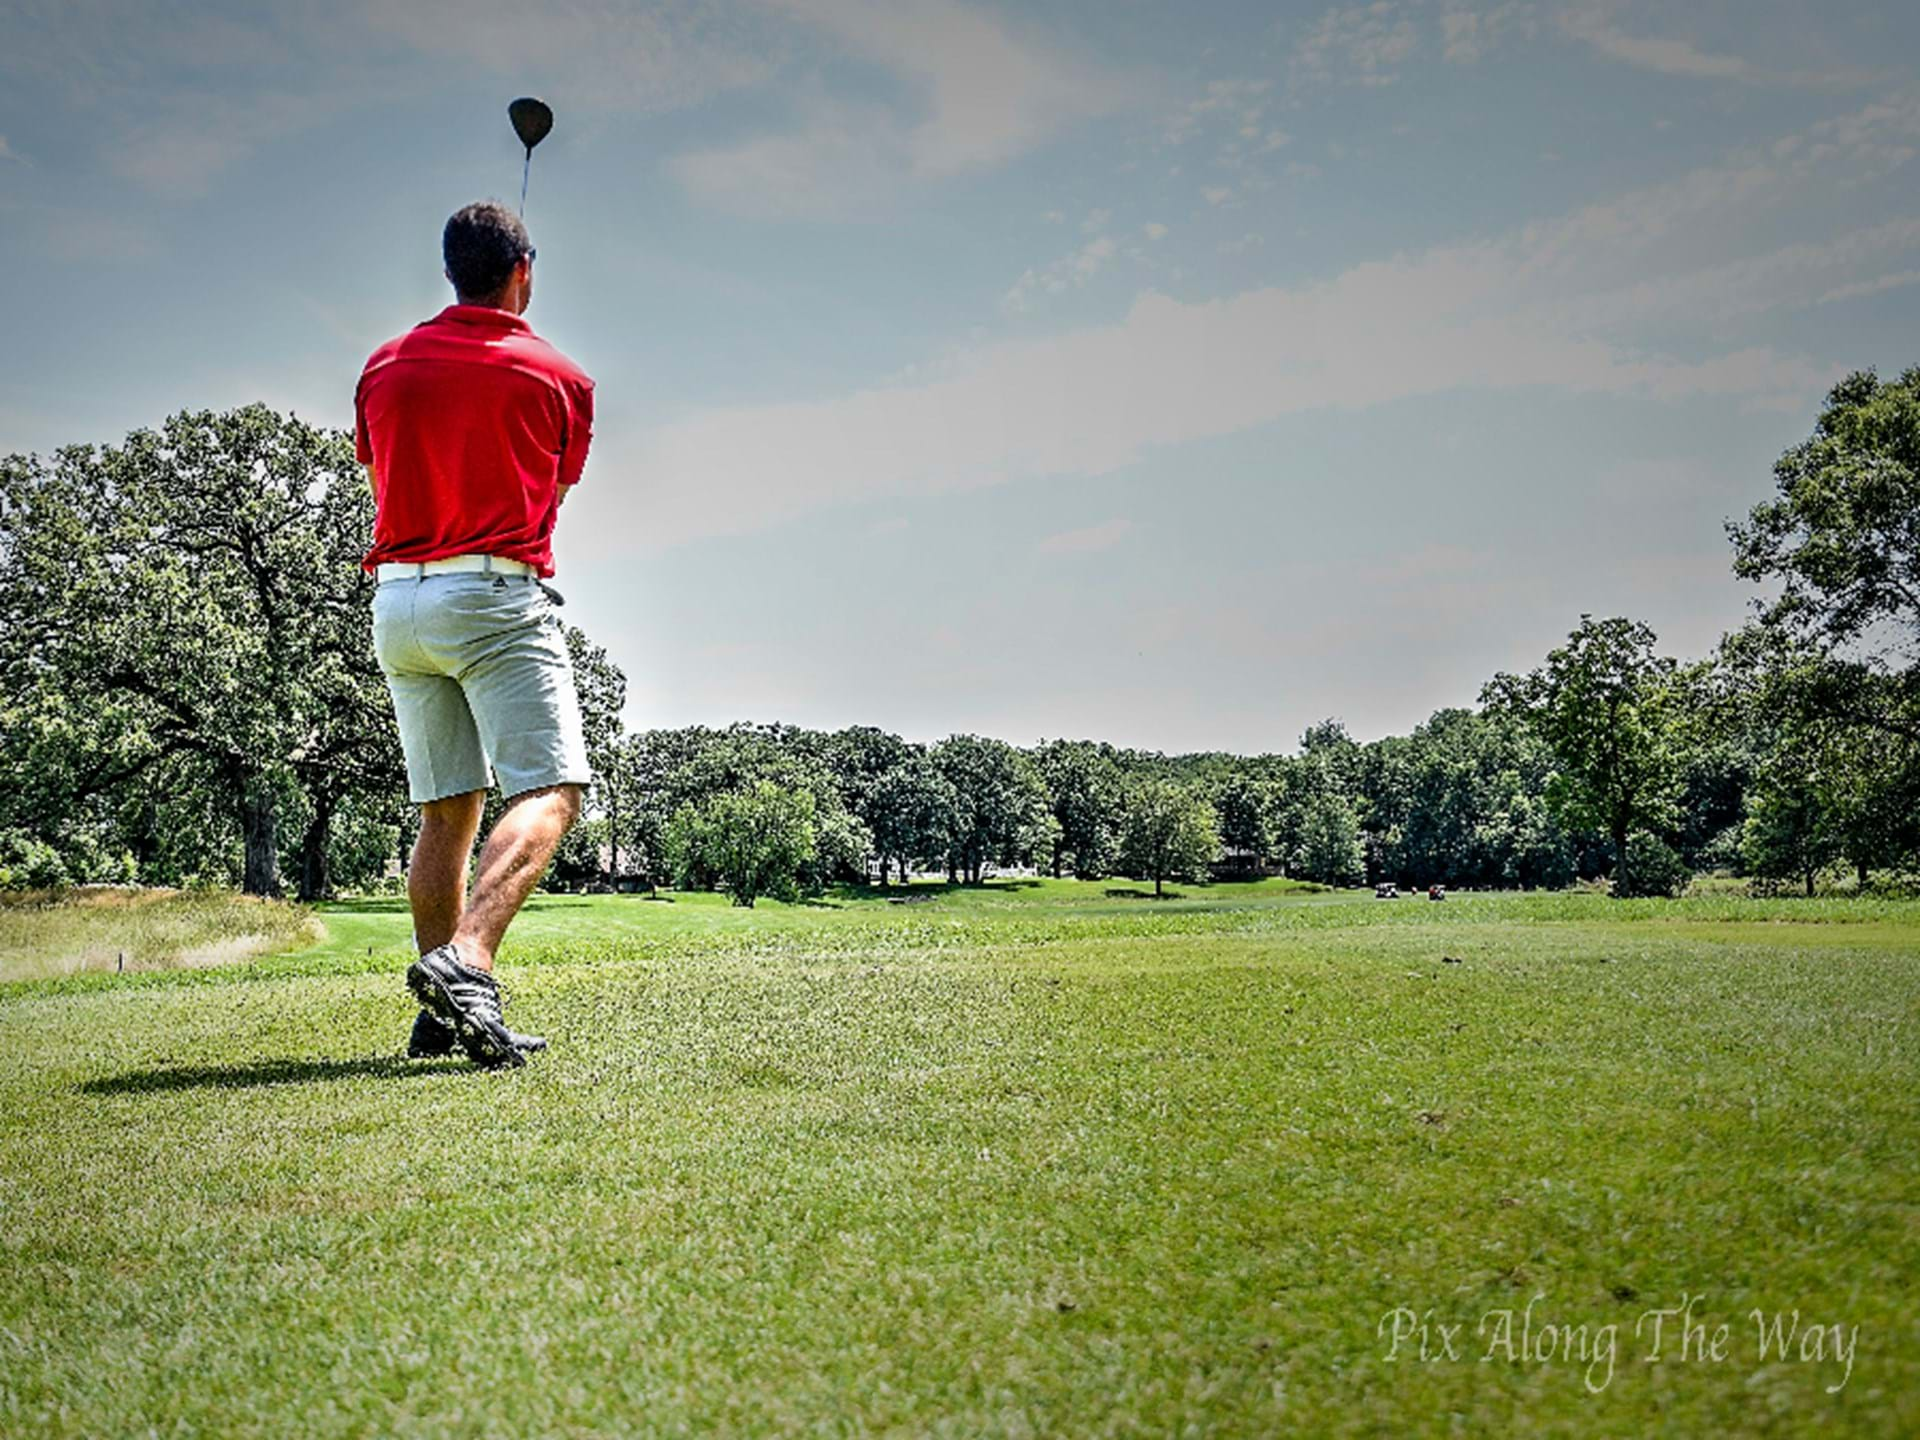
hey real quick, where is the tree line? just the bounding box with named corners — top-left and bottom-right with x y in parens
top-left (3, 369), bottom-right (1916, 900)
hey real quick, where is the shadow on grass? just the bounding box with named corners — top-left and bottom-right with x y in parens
top-left (834, 879), bottom-right (1045, 901)
top-left (320, 895), bottom-right (594, 915)
top-left (78, 1055), bottom-right (472, 1095)
top-left (1104, 887), bottom-right (1186, 901)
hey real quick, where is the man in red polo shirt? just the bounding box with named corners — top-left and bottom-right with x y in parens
top-left (356, 200), bottom-right (596, 1068)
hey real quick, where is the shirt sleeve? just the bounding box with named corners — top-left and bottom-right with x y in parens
top-left (353, 374), bottom-right (374, 466)
top-left (558, 375), bottom-right (595, 487)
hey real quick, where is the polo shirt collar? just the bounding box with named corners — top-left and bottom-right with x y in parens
top-left (433, 304), bottom-right (531, 333)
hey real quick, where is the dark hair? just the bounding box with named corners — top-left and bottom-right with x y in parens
top-left (443, 201), bottom-right (531, 301)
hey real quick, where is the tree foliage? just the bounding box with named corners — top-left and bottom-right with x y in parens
top-left (1483, 616), bottom-right (1684, 897)
top-left (1116, 779), bottom-right (1220, 896)
top-left (1731, 367), bottom-right (1920, 657)
top-left (0, 407), bottom-right (404, 897)
top-left (664, 781), bottom-right (817, 907)
top-left (929, 735), bottom-right (1049, 884)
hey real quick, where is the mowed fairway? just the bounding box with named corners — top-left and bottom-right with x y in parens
top-left (2, 882), bottom-right (1917, 1436)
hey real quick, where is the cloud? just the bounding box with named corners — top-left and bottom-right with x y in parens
top-left (1440, 3), bottom-right (1536, 64)
top-left (104, 88), bottom-right (351, 196)
top-left (1003, 234), bottom-right (1118, 313)
top-left (359, 0), bottom-right (774, 112)
top-left (1036, 518), bottom-right (1133, 555)
top-left (1558, 5), bottom-right (1748, 79)
top-left (0, 5), bottom-right (372, 197)
top-left (1543, 216), bottom-right (1920, 329)
top-left (1290, 3), bottom-right (1421, 87)
top-left (605, 99), bottom-right (1920, 552)
top-left (1815, 268), bottom-right (1920, 305)
top-left (109, 129), bottom-right (255, 196)
top-left (1163, 78), bottom-right (1271, 147)
top-left (0, 136), bottom-right (22, 164)
top-left (1142, 222), bottom-right (1168, 241)
top-left (674, 0), bottom-right (1131, 216)
top-left (27, 207), bottom-right (159, 264)
top-left (620, 271), bottom-right (1824, 550)
top-left (4, 2), bottom-right (774, 199)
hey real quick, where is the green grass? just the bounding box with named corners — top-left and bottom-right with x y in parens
top-left (2, 881), bottom-right (1917, 1436)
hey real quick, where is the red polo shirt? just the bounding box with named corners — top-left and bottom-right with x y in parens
top-left (356, 305), bottom-right (594, 577)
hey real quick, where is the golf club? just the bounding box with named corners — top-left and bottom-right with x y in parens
top-left (509, 97), bottom-right (553, 217)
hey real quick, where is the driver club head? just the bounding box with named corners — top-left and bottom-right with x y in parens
top-left (509, 97), bottom-right (553, 154)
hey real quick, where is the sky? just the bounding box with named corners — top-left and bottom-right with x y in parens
top-left (3, 1), bottom-right (1917, 755)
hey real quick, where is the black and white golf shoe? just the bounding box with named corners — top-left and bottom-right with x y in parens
top-left (405, 945), bottom-right (527, 1069)
top-left (407, 1007), bottom-right (548, 1059)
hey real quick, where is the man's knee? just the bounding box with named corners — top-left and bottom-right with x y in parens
top-left (506, 782), bottom-right (584, 832)
top-left (420, 789), bottom-right (485, 832)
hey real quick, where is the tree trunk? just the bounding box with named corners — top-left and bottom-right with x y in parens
top-left (608, 791), bottom-right (620, 886)
top-left (241, 779), bottom-right (281, 898)
top-left (1611, 821), bottom-right (1630, 898)
top-left (1155, 873), bottom-right (1164, 897)
top-left (296, 798), bottom-right (331, 902)
top-left (1805, 868), bottom-right (1816, 897)
top-left (1856, 859), bottom-right (1869, 889)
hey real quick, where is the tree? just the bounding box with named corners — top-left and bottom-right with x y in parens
top-left (1296, 788), bottom-right (1365, 887)
top-left (1482, 616), bottom-right (1685, 898)
top-left (0, 408), bottom-right (403, 897)
top-left (1716, 627), bottom-right (1917, 887)
top-left (1730, 367), bottom-right (1920, 660)
top-left (1213, 772), bottom-right (1274, 869)
top-left (1724, 367), bottom-right (1920, 882)
top-left (1117, 779), bottom-right (1220, 896)
top-left (822, 726), bottom-right (915, 841)
top-left (865, 758), bottom-right (957, 885)
top-left (564, 625), bottom-right (628, 881)
top-left (1035, 739), bottom-right (1122, 878)
top-left (603, 729), bottom-right (698, 893)
top-left (1300, 718), bottom-right (1363, 796)
top-left (929, 735), bottom-right (1049, 884)
top-left (664, 781), bottom-right (816, 907)
top-left (1742, 787), bottom-right (1837, 897)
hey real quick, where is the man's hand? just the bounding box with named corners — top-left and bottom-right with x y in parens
top-left (557, 482), bottom-right (575, 508)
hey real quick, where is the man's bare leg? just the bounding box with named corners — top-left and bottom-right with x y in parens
top-left (410, 790), bottom-right (486, 954)
top-left (449, 784), bottom-right (584, 973)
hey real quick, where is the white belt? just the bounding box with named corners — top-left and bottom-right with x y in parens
top-left (375, 554), bottom-right (535, 583)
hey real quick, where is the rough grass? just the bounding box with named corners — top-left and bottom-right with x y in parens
top-left (1, 881), bottom-right (1916, 1436)
top-left (0, 887), bottom-right (321, 983)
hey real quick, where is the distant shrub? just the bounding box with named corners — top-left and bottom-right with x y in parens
top-left (1613, 832), bottom-right (1691, 898)
top-left (1857, 872), bottom-right (1920, 900)
top-left (1694, 823), bottom-right (1746, 875)
top-left (0, 832), bottom-right (70, 892)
